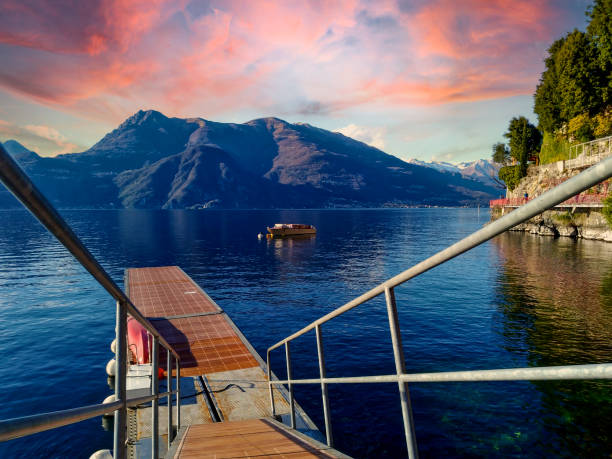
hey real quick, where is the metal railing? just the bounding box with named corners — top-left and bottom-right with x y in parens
top-left (0, 145), bottom-right (180, 458)
top-left (267, 155), bottom-right (612, 458)
top-left (567, 135), bottom-right (612, 168)
top-left (490, 192), bottom-right (609, 208)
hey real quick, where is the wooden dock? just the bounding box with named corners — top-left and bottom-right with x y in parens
top-left (126, 266), bottom-right (258, 376)
top-left (171, 418), bottom-right (347, 459)
top-left (124, 266), bottom-right (344, 458)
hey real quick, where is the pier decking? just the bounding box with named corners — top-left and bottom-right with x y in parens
top-left (125, 266), bottom-right (334, 458)
top-left (126, 266), bottom-right (258, 376)
top-left (172, 418), bottom-right (345, 459)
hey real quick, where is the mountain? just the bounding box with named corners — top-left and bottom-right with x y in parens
top-left (58, 110), bottom-right (204, 172)
top-left (407, 158), bottom-right (504, 191)
top-left (456, 159), bottom-right (504, 190)
top-left (0, 140), bottom-right (40, 207)
top-left (2, 139), bottom-right (40, 163)
top-left (0, 111), bottom-right (501, 209)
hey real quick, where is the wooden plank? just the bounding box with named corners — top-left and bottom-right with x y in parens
top-left (126, 266), bottom-right (259, 376)
top-left (175, 419), bottom-right (337, 459)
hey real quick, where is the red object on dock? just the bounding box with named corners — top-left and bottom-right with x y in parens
top-left (127, 316), bottom-right (150, 364)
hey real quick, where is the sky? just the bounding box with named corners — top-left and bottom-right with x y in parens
top-left (0, 0), bottom-right (590, 162)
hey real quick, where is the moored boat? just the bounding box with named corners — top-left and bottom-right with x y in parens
top-left (267, 223), bottom-right (316, 237)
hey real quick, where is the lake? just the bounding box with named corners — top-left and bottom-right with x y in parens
top-left (0, 208), bottom-right (610, 458)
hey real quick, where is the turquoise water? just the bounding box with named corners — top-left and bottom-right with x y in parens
top-left (0, 208), bottom-right (610, 458)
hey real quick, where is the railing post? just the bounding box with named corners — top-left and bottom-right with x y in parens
top-left (267, 350), bottom-right (276, 417)
top-left (113, 301), bottom-right (128, 459)
top-left (151, 336), bottom-right (159, 459)
top-left (385, 287), bottom-right (418, 459)
top-left (315, 324), bottom-right (333, 447)
top-left (285, 342), bottom-right (295, 429)
top-left (176, 360), bottom-right (181, 431)
top-left (167, 350), bottom-right (173, 446)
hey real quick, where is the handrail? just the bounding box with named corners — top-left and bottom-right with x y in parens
top-left (0, 145), bottom-right (179, 359)
top-left (269, 155), bottom-right (612, 352)
top-left (267, 155), bottom-right (612, 458)
top-left (0, 401), bottom-right (125, 443)
top-left (569, 134), bottom-right (612, 159)
top-left (0, 144), bottom-right (181, 458)
top-left (268, 363), bottom-right (612, 385)
top-left (0, 388), bottom-right (179, 442)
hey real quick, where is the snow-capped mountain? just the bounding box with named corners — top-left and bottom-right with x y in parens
top-left (407, 158), bottom-right (504, 190)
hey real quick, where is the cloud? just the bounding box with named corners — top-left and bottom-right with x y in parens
top-left (0, 120), bottom-right (83, 155)
top-left (337, 124), bottom-right (387, 150)
top-left (431, 141), bottom-right (493, 163)
top-left (0, 0), bottom-right (582, 124)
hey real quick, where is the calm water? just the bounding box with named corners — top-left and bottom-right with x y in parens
top-left (0, 209), bottom-right (611, 458)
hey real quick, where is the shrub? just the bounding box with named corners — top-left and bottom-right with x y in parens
top-left (568, 113), bottom-right (594, 142)
top-left (593, 109), bottom-right (612, 138)
top-left (603, 192), bottom-right (612, 228)
top-left (539, 131), bottom-right (571, 164)
top-left (499, 165), bottom-right (521, 191)
top-left (553, 211), bottom-right (574, 224)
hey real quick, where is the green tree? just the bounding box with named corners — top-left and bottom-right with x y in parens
top-left (491, 142), bottom-right (510, 165)
top-left (587, 0), bottom-right (612, 104)
top-left (557, 30), bottom-right (604, 120)
top-left (504, 116), bottom-right (542, 176)
top-left (534, 38), bottom-right (565, 133)
top-left (534, 30), bottom-right (606, 132)
top-left (498, 165), bottom-right (521, 191)
top-left (568, 113), bottom-right (594, 142)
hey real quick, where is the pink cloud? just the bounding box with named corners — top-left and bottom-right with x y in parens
top-left (0, 0), bottom-right (581, 123)
top-left (408, 0), bottom-right (555, 60)
top-left (0, 119), bottom-right (83, 155)
top-left (0, 0), bottom-right (170, 55)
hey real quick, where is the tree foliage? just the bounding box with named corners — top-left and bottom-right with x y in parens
top-left (534, 30), bottom-right (606, 133)
top-left (491, 142), bottom-right (510, 165)
top-left (603, 191), bottom-right (612, 228)
top-left (568, 113), bottom-right (594, 142)
top-left (593, 107), bottom-right (612, 137)
top-left (498, 165), bottom-right (521, 191)
top-left (504, 116), bottom-right (541, 175)
top-left (588, 0), bottom-right (612, 79)
top-left (535, 1), bottom-right (612, 136)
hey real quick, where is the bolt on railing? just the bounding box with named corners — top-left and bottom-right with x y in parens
top-left (267, 154), bottom-right (612, 458)
top-left (0, 145), bottom-right (181, 458)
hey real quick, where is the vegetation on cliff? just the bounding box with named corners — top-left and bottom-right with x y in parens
top-left (494, 116), bottom-right (542, 190)
top-left (493, 0), bottom-right (612, 187)
top-left (603, 192), bottom-right (612, 227)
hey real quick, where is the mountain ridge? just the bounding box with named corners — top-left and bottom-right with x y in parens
top-left (1, 111), bottom-right (500, 208)
top-left (406, 158), bottom-right (504, 191)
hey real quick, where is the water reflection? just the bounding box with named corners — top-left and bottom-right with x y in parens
top-left (266, 235), bottom-right (316, 263)
top-left (492, 233), bottom-right (612, 456)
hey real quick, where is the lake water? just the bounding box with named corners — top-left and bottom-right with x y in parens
top-left (0, 208), bottom-right (610, 458)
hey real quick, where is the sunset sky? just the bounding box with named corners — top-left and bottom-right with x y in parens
top-left (0, 0), bottom-right (589, 162)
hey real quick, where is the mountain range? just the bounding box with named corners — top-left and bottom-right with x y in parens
top-left (406, 158), bottom-right (504, 191)
top-left (1, 110), bottom-right (501, 209)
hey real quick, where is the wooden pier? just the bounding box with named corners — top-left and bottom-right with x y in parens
top-left (125, 266), bottom-right (344, 458)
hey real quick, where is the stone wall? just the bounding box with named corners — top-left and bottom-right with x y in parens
top-left (494, 160), bottom-right (611, 242)
top-left (509, 161), bottom-right (610, 199)
top-left (492, 206), bottom-right (612, 242)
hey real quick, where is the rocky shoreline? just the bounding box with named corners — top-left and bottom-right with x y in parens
top-left (492, 207), bottom-right (612, 242)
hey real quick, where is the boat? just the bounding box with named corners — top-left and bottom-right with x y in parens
top-left (266, 223), bottom-right (316, 237)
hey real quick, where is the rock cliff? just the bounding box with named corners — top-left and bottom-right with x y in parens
top-left (492, 161), bottom-right (612, 242)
